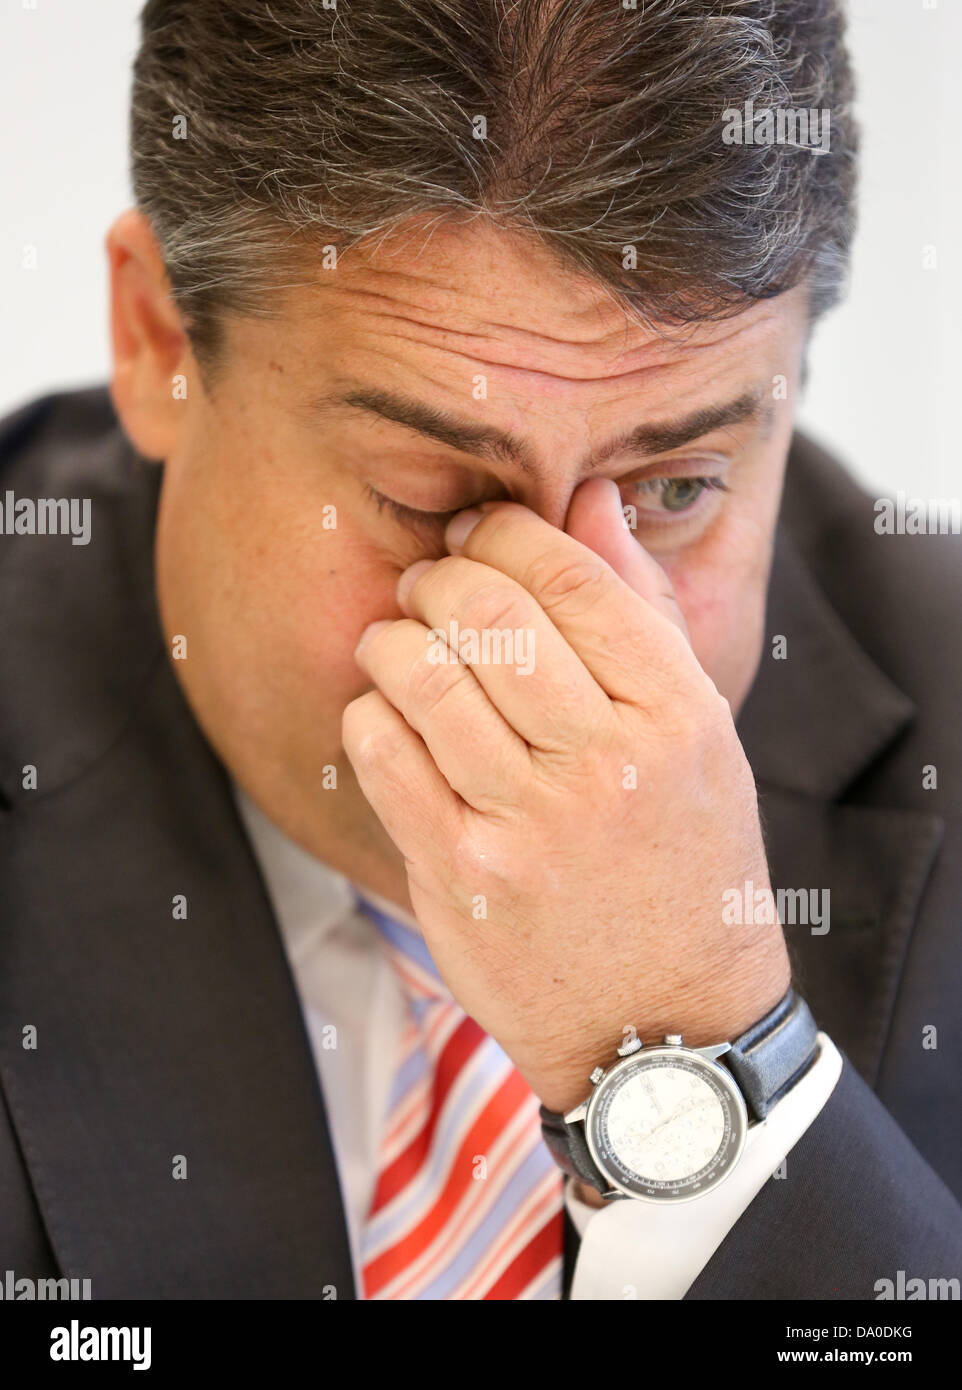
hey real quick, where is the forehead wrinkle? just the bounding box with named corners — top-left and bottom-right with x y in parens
top-left (456, 305), bottom-right (780, 380)
top-left (325, 306), bottom-right (775, 387)
top-left (318, 312), bottom-right (687, 389)
top-left (320, 297), bottom-right (646, 376)
top-left (312, 259), bottom-right (782, 373)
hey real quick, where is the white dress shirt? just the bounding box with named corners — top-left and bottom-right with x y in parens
top-left (235, 786), bottom-right (843, 1300)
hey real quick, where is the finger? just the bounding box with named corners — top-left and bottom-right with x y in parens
top-left (341, 688), bottom-right (462, 857)
top-left (353, 616), bottom-right (530, 809)
top-left (564, 478), bottom-right (690, 642)
top-left (444, 501), bottom-right (697, 706)
top-left (395, 556), bottom-right (611, 752)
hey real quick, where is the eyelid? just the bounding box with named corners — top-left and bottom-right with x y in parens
top-left (619, 453), bottom-right (732, 483)
top-left (363, 482), bottom-right (465, 524)
top-left (628, 475), bottom-right (730, 495)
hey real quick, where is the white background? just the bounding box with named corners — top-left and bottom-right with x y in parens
top-left (0, 0), bottom-right (958, 501)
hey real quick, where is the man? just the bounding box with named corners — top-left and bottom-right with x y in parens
top-left (1, 0), bottom-right (960, 1301)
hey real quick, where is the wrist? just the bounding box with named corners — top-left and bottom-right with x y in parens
top-left (570, 1179), bottom-right (607, 1210)
top-left (535, 952), bottom-right (792, 1113)
top-left (540, 984), bottom-right (817, 1208)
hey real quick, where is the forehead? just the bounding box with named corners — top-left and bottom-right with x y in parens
top-left (240, 217), bottom-right (806, 432)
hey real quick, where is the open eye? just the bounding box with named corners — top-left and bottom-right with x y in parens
top-left (624, 476), bottom-right (729, 515)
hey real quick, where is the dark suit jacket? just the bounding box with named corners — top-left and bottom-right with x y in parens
top-left (1, 386), bottom-right (960, 1299)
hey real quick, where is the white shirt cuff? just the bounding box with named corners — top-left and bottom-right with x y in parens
top-left (565, 1031), bottom-right (843, 1300)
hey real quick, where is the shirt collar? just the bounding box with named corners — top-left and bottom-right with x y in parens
top-left (232, 782), bottom-right (423, 957)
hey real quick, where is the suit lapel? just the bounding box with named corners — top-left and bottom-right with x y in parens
top-left (0, 652), bottom-right (356, 1297)
top-left (0, 430), bottom-right (355, 1298)
top-left (737, 530), bottom-right (943, 1085)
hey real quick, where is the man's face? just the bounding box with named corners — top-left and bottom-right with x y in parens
top-left (152, 218), bottom-right (808, 868)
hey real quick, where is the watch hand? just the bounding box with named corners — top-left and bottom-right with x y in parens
top-left (633, 1095), bottom-right (713, 1149)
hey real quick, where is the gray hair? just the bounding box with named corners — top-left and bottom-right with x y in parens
top-left (130, 0), bottom-right (858, 375)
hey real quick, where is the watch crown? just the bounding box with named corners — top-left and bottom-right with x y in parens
top-left (589, 1066), bottom-right (605, 1085)
top-left (664, 1033), bottom-right (683, 1046)
top-left (616, 1037), bottom-right (643, 1058)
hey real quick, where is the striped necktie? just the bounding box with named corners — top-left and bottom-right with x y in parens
top-left (355, 894), bottom-right (565, 1300)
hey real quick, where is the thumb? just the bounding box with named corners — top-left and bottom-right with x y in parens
top-left (564, 478), bottom-right (690, 641)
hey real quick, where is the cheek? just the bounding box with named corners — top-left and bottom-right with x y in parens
top-left (659, 520), bottom-right (772, 710)
top-left (171, 435), bottom-right (419, 705)
top-left (302, 522), bottom-right (453, 704)
top-left (281, 530), bottom-right (411, 702)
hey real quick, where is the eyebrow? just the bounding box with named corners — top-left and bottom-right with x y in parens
top-left (310, 384), bottom-right (771, 475)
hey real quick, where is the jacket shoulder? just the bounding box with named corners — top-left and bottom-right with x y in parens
top-left (0, 386), bottom-right (164, 807)
top-left (0, 385), bottom-right (122, 485)
top-left (785, 430), bottom-right (962, 611)
top-left (784, 430), bottom-right (962, 800)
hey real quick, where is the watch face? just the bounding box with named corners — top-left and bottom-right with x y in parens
top-left (585, 1048), bottom-right (748, 1202)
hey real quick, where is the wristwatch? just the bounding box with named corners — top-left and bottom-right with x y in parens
top-left (540, 987), bottom-right (818, 1203)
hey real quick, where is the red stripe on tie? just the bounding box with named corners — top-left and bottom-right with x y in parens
top-left (363, 1066), bottom-right (530, 1298)
top-left (481, 1208), bottom-right (566, 1301)
top-left (368, 1013), bottom-right (486, 1215)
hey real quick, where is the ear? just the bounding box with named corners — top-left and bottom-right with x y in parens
top-left (105, 209), bottom-right (194, 461)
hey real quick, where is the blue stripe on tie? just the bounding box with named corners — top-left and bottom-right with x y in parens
top-left (386, 1038), bottom-right (431, 1112)
top-left (524, 1260), bottom-right (564, 1301)
top-left (361, 1034), bottom-right (507, 1250)
top-left (414, 1139), bottom-right (559, 1300)
top-left (355, 893), bottom-right (442, 981)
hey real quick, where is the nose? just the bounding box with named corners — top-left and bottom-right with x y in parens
top-left (504, 473), bottom-right (627, 535)
top-left (504, 476), bottom-right (589, 532)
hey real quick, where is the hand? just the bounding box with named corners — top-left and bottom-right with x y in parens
top-left (342, 479), bottom-right (791, 1111)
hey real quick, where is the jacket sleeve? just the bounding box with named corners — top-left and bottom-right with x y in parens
top-left (684, 1053), bottom-right (962, 1299)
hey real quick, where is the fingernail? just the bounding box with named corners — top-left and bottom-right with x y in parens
top-left (355, 618), bottom-right (392, 653)
top-left (445, 508), bottom-right (483, 555)
top-left (396, 558), bottom-right (434, 607)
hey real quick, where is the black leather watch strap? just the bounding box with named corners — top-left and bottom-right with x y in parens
top-left (539, 987), bottom-right (819, 1189)
top-left (539, 1105), bottom-right (607, 1187)
top-left (722, 987), bottom-right (818, 1120)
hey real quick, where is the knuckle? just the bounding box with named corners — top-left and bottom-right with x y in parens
top-left (530, 555), bottom-right (610, 610)
top-left (341, 690), bottom-right (378, 740)
top-left (453, 581), bottom-right (529, 636)
top-left (405, 649), bottom-right (467, 718)
top-left (706, 686), bottom-right (737, 729)
top-left (451, 825), bottom-right (513, 885)
top-left (342, 695), bottom-right (402, 765)
top-left (686, 683), bottom-right (735, 739)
